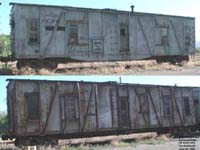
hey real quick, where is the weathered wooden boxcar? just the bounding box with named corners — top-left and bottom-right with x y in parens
top-left (3, 79), bottom-right (200, 145)
top-left (10, 3), bottom-right (195, 68)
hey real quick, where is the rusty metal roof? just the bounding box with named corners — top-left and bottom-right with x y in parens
top-left (9, 2), bottom-right (195, 19)
top-left (6, 79), bottom-right (200, 88)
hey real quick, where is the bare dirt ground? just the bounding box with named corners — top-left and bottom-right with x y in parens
top-left (1, 133), bottom-right (200, 150)
top-left (0, 55), bottom-right (200, 75)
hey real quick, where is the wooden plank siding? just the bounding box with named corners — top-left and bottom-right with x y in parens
top-left (10, 3), bottom-right (195, 61)
top-left (6, 80), bottom-right (199, 137)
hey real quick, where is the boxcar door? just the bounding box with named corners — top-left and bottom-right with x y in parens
top-left (120, 25), bottom-right (129, 52)
top-left (40, 25), bottom-right (66, 58)
top-left (40, 9), bottom-right (66, 58)
top-left (118, 96), bottom-right (130, 128)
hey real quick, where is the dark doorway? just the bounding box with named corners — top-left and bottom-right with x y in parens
top-left (120, 25), bottom-right (129, 52)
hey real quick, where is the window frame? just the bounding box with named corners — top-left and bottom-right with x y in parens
top-left (61, 95), bottom-right (78, 121)
top-left (183, 96), bottom-right (191, 116)
top-left (119, 96), bottom-right (128, 110)
top-left (138, 93), bottom-right (148, 113)
top-left (162, 95), bottom-right (171, 118)
top-left (68, 23), bottom-right (79, 45)
top-left (24, 92), bottom-right (40, 121)
top-left (27, 19), bottom-right (40, 45)
top-left (185, 28), bottom-right (191, 46)
top-left (161, 26), bottom-right (169, 46)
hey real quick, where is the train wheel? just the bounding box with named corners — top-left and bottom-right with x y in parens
top-left (15, 138), bottom-right (26, 146)
top-left (44, 61), bottom-right (58, 70)
top-left (17, 60), bottom-right (40, 69)
top-left (16, 61), bottom-right (25, 69)
top-left (155, 56), bottom-right (189, 64)
top-left (43, 138), bottom-right (58, 146)
top-left (170, 58), bottom-right (177, 65)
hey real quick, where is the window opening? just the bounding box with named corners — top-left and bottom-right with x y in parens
top-left (163, 95), bottom-right (171, 117)
top-left (24, 92), bottom-right (40, 120)
top-left (138, 93), bottom-right (148, 113)
top-left (68, 24), bottom-right (78, 45)
top-left (27, 19), bottom-right (39, 45)
top-left (184, 97), bottom-right (191, 116)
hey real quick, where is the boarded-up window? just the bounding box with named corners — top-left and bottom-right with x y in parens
top-left (161, 27), bottom-right (168, 46)
top-left (119, 96), bottom-right (129, 127)
top-left (68, 24), bottom-right (78, 45)
top-left (45, 26), bottom-right (54, 31)
top-left (138, 93), bottom-right (148, 113)
top-left (24, 92), bottom-right (40, 120)
top-left (61, 96), bottom-right (78, 121)
top-left (27, 19), bottom-right (39, 45)
top-left (57, 26), bottom-right (65, 31)
top-left (184, 97), bottom-right (191, 116)
top-left (119, 96), bottom-right (128, 110)
top-left (45, 26), bottom-right (65, 31)
top-left (163, 95), bottom-right (171, 117)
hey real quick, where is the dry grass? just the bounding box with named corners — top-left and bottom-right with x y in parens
top-left (0, 133), bottom-right (174, 150)
top-left (0, 56), bottom-right (200, 75)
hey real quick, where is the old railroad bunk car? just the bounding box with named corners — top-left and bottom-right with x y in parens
top-left (4, 79), bottom-right (200, 145)
top-left (10, 3), bottom-right (195, 69)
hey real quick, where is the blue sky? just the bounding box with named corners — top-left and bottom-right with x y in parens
top-left (0, 0), bottom-right (200, 41)
top-left (0, 75), bottom-right (200, 112)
